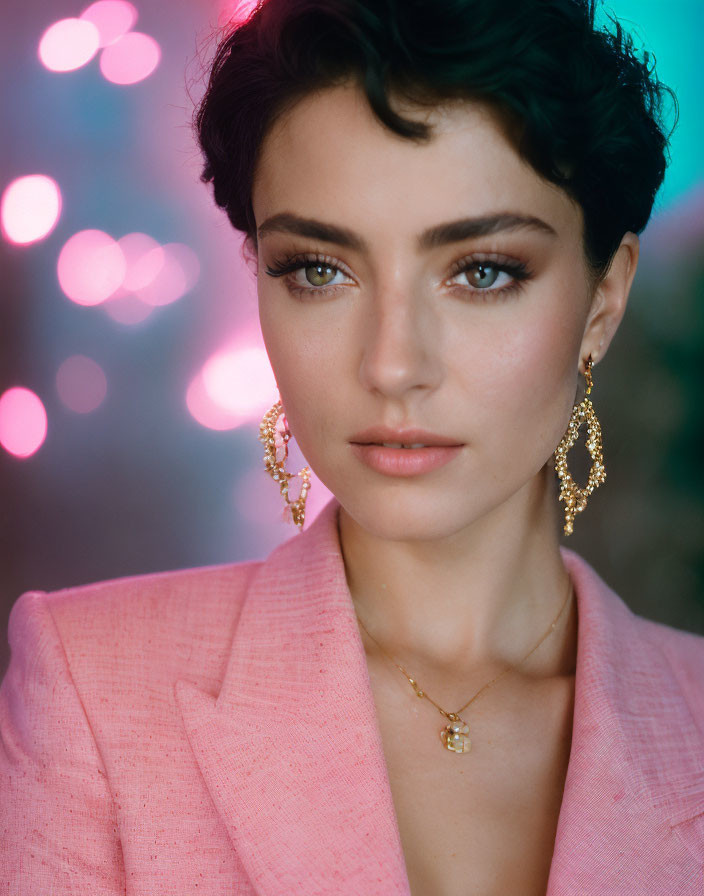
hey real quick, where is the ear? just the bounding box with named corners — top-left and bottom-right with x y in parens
top-left (581, 231), bottom-right (639, 366)
top-left (241, 233), bottom-right (259, 276)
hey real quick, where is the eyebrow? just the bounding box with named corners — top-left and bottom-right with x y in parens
top-left (256, 211), bottom-right (558, 251)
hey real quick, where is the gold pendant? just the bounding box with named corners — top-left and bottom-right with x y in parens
top-left (440, 714), bottom-right (471, 753)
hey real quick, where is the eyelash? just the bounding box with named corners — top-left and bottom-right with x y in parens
top-left (264, 252), bottom-right (533, 300)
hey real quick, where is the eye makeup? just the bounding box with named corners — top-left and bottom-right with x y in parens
top-left (264, 249), bottom-right (534, 300)
top-left (446, 252), bottom-right (533, 300)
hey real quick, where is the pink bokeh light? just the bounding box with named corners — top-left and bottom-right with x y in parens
top-left (136, 242), bottom-right (199, 306)
top-left (99, 31), bottom-right (160, 85)
top-left (202, 345), bottom-right (277, 418)
top-left (56, 355), bottom-right (108, 413)
top-left (186, 373), bottom-right (242, 431)
top-left (186, 339), bottom-right (277, 431)
top-left (80, 0), bottom-right (138, 47)
top-left (117, 232), bottom-right (164, 290)
top-left (38, 18), bottom-right (100, 72)
top-left (1, 174), bottom-right (62, 245)
top-left (219, 0), bottom-right (260, 27)
top-left (102, 291), bottom-right (155, 325)
top-left (57, 229), bottom-right (126, 306)
top-left (0, 387), bottom-right (48, 459)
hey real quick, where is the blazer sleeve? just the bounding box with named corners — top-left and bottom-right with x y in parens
top-left (0, 591), bottom-right (126, 895)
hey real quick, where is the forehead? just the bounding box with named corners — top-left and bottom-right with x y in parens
top-left (252, 83), bottom-right (581, 241)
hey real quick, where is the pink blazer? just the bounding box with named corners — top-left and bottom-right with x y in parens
top-left (2, 496), bottom-right (703, 894)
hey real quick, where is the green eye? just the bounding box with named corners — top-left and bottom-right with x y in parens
top-left (467, 263), bottom-right (500, 288)
top-left (304, 263), bottom-right (337, 287)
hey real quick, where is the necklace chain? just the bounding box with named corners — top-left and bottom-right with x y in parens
top-left (354, 576), bottom-right (574, 723)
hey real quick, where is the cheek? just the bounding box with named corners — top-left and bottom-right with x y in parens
top-left (460, 304), bottom-right (581, 457)
top-left (258, 287), bottom-right (343, 445)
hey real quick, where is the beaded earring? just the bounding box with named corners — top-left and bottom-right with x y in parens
top-left (258, 399), bottom-right (311, 530)
top-left (553, 355), bottom-right (606, 536)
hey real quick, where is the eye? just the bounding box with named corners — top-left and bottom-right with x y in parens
top-left (446, 257), bottom-right (532, 298)
top-left (264, 254), bottom-right (355, 295)
top-left (298, 263), bottom-right (343, 288)
top-left (454, 262), bottom-right (506, 290)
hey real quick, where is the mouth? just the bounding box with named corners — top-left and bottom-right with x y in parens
top-left (365, 442), bottom-right (429, 449)
top-left (349, 441), bottom-right (464, 477)
top-left (349, 427), bottom-right (464, 448)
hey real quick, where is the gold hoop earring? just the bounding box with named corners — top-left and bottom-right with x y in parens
top-left (258, 399), bottom-right (311, 531)
top-left (553, 355), bottom-right (606, 536)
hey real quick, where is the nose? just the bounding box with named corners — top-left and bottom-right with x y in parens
top-left (357, 285), bottom-right (444, 400)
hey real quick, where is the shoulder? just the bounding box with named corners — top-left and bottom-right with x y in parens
top-left (633, 607), bottom-right (704, 666)
top-left (562, 545), bottom-right (704, 716)
top-left (635, 612), bottom-right (704, 713)
top-left (7, 558), bottom-right (262, 690)
top-left (564, 544), bottom-right (704, 664)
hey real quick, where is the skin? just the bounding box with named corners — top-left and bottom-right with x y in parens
top-left (251, 82), bottom-right (639, 697)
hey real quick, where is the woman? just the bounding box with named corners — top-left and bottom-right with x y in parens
top-left (2, 0), bottom-right (702, 893)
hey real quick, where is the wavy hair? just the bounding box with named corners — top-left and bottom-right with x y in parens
top-left (194, 0), bottom-right (678, 284)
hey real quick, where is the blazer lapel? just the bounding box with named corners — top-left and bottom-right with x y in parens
top-left (547, 547), bottom-right (704, 893)
top-left (176, 498), bottom-right (411, 895)
top-left (177, 496), bottom-right (704, 894)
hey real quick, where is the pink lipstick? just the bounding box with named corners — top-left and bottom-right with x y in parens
top-left (349, 426), bottom-right (464, 477)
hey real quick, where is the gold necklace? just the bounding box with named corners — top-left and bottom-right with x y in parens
top-left (354, 576), bottom-right (574, 754)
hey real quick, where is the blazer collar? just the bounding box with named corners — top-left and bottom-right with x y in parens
top-left (176, 497), bottom-right (704, 894)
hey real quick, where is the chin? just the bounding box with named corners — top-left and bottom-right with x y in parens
top-left (336, 483), bottom-right (484, 543)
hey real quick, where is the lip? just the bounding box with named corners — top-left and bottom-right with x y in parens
top-left (349, 425), bottom-right (464, 447)
top-left (350, 443), bottom-right (463, 477)
top-left (349, 425), bottom-right (465, 477)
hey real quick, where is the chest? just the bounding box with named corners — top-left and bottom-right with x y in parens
top-left (370, 670), bottom-right (576, 896)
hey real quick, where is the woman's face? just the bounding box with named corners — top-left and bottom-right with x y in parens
top-left (252, 83), bottom-right (606, 540)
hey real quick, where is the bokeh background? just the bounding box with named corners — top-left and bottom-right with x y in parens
top-left (1, 0), bottom-right (703, 676)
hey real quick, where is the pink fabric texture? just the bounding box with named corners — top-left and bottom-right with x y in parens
top-left (1, 495), bottom-right (703, 894)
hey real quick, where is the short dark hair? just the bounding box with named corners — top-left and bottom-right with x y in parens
top-left (194, 0), bottom-right (677, 285)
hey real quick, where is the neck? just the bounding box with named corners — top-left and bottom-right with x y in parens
top-left (337, 466), bottom-right (577, 682)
